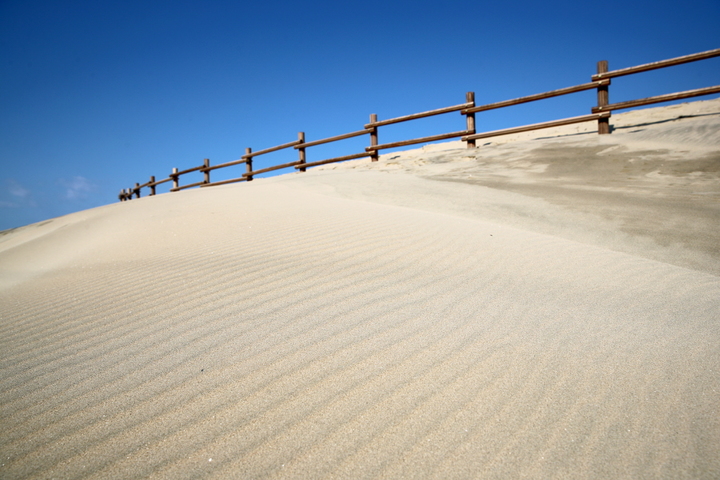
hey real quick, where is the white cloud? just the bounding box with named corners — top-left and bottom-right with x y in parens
top-left (59, 176), bottom-right (95, 200)
top-left (8, 180), bottom-right (29, 198)
top-left (1, 180), bottom-right (32, 208)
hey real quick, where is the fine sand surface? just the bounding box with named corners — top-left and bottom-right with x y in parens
top-left (1, 99), bottom-right (719, 479)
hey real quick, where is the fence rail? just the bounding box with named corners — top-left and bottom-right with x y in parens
top-left (463, 113), bottom-right (611, 142)
top-left (119, 48), bottom-right (720, 201)
top-left (296, 152), bottom-right (372, 170)
top-left (591, 49), bottom-right (720, 80)
top-left (462, 80), bottom-right (610, 114)
top-left (592, 85), bottom-right (720, 113)
top-left (364, 102), bottom-right (473, 128)
top-left (368, 130), bottom-right (473, 152)
top-left (296, 129), bottom-right (369, 149)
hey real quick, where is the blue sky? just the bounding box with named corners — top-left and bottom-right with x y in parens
top-left (1, 0), bottom-right (718, 230)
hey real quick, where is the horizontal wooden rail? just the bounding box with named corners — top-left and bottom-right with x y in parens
top-left (243, 160), bottom-right (302, 177)
top-left (203, 158), bottom-right (247, 172)
top-left (366, 130), bottom-right (471, 152)
top-left (365, 102), bottom-right (473, 128)
top-left (241, 139), bottom-right (302, 159)
top-left (462, 80), bottom-right (610, 114)
top-left (174, 165), bottom-right (204, 176)
top-left (148, 177), bottom-right (172, 187)
top-left (200, 176), bottom-right (248, 187)
top-left (170, 182), bottom-right (205, 192)
top-left (295, 152), bottom-right (371, 169)
top-left (592, 85), bottom-right (720, 113)
top-left (592, 48), bottom-right (720, 80)
top-left (171, 180), bottom-right (207, 192)
top-left (463, 113), bottom-right (610, 141)
top-left (295, 129), bottom-right (370, 149)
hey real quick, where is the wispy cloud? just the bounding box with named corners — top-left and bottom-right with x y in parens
top-left (9, 180), bottom-right (30, 199)
top-left (58, 176), bottom-right (95, 200)
top-left (1, 180), bottom-right (32, 208)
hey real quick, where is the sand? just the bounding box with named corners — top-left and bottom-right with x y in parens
top-left (1, 99), bottom-right (719, 479)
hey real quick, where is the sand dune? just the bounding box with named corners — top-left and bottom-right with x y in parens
top-left (1, 99), bottom-right (719, 479)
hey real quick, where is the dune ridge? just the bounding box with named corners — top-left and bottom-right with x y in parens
top-left (1, 99), bottom-right (719, 479)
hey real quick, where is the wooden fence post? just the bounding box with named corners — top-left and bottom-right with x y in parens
top-left (369, 113), bottom-right (379, 161)
top-left (597, 61), bottom-right (611, 134)
top-left (297, 132), bottom-right (306, 172)
top-left (245, 148), bottom-right (253, 181)
top-left (149, 176), bottom-right (156, 196)
top-left (172, 167), bottom-right (179, 190)
top-left (465, 91), bottom-right (476, 148)
top-left (134, 183), bottom-right (141, 198)
top-left (119, 189), bottom-right (125, 201)
top-left (203, 158), bottom-right (210, 184)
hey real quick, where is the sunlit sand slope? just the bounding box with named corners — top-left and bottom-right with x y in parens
top-left (1, 99), bottom-right (719, 479)
top-left (318, 98), bottom-right (720, 275)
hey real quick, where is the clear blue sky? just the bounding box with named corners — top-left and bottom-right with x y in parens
top-left (1, 0), bottom-right (718, 230)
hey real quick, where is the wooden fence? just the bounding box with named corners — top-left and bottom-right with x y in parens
top-left (119, 48), bottom-right (720, 201)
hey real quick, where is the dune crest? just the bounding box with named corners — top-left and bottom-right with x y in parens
top-left (1, 99), bottom-right (719, 479)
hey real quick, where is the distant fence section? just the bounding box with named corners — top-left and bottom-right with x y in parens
top-left (119, 48), bottom-right (720, 201)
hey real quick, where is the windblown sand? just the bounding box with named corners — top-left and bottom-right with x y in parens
top-left (1, 99), bottom-right (719, 479)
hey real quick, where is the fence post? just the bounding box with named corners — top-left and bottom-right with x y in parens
top-left (119, 189), bottom-right (125, 202)
top-left (297, 132), bottom-right (306, 172)
top-left (597, 61), bottom-right (611, 134)
top-left (369, 113), bottom-right (379, 161)
top-left (149, 176), bottom-right (156, 196)
top-left (134, 183), bottom-right (141, 198)
top-left (172, 167), bottom-right (179, 190)
top-left (245, 148), bottom-right (253, 181)
top-left (465, 91), bottom-right (476, 148)
top-left (203, 158), bottom-right (210, 184)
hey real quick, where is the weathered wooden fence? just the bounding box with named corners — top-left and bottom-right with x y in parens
top-left (119, 48), bottom-right (720, 201)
